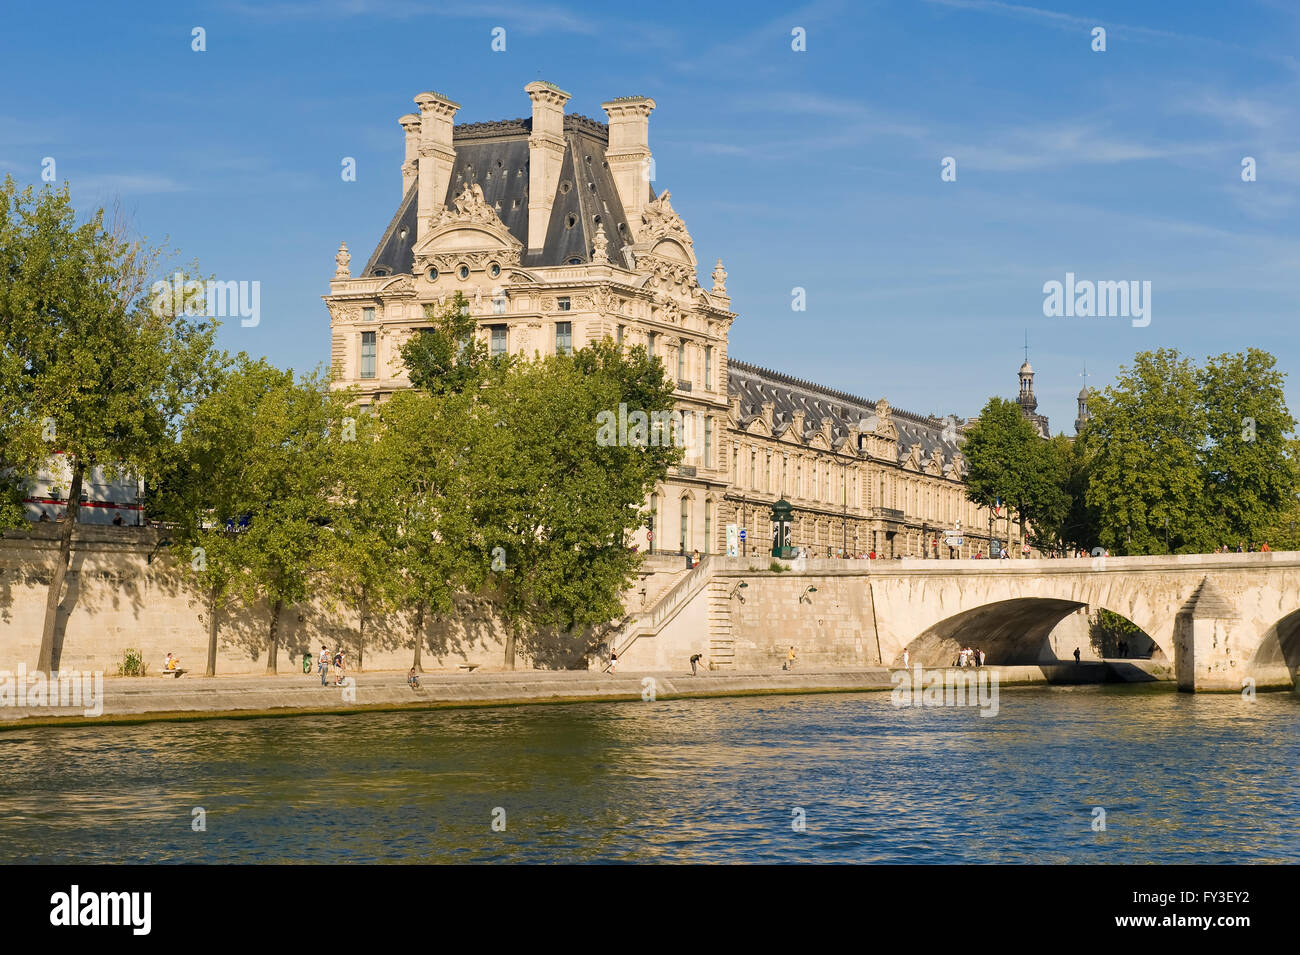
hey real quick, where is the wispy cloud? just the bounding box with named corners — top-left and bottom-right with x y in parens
top-left (222, 0), bottom-right (600, 34)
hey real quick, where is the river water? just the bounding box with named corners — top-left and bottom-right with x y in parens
top-left (1, 684), bottom-right (1296, 864)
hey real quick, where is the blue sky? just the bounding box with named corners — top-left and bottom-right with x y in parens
top-left (3, 0), bottom-right (1298, 432)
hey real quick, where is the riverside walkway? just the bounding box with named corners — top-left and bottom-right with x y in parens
top-left (0, 661), bottom-right (1169, 728)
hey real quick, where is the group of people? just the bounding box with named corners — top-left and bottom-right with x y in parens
top-left (953, 646), bottom-right (985, 667)
top-left (1216, 542), bottom-right (1270, 553)
top-left (317, 645), bottom-right (348, 686)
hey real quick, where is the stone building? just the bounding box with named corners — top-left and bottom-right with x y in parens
top-left (325, 82), bottom-right (1007, 560)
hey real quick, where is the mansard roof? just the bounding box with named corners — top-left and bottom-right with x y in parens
top-left (363, 114), bottom-right (643, 277)
top-left (727, 359), bottom-right (965, 468)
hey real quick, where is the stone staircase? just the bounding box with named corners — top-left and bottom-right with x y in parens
top-left (706, 580), bottom-right (735, 669)
top-left (608, 557), bottom-right (716, 668)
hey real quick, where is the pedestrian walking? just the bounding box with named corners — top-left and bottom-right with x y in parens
top-left (609, 651), bottom-right (618, 673)
top-left (318, 645), bottom-right (330, 686)
top-left (1073, 647), bottom-right (1081, 663)
top-left (784, 646), bottom-right (797, 670)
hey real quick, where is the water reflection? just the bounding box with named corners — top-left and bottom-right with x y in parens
top-left (0, 686), bottom-right (1295, 863)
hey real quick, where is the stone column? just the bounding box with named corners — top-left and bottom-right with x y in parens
top-left (1174, 577), bottom-right (1243, 692)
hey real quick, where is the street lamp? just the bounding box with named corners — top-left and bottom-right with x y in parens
top-left (799, 585), bottom-right (818, 604)
top-left (728, 581), bottom-right (748, 602)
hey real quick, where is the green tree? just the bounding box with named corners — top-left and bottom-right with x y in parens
top-left (1199, 349), bottom-right (1297, 549)
top-left (1022, 434), bottom-right (1073, 550)
top-left (960, 397), bottom-right (1043, 551)
top-left (1082, 349), bottom-right (1204, 554)
top-left (462, 339), bottom-right (680, 667)
top-left (398, 292), bottom-right (505, 395)
top-left (373, 388), bottom-right (478, 670)
top-left (161, 358), bottom-right (344, 673)
top-left (320, 403), bottom-right (405, 671)
top-left (0, 178), bottom-right (217, 671)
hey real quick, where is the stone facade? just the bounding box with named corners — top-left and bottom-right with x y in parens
top-left (325, 82), bottom-right (1019, 563)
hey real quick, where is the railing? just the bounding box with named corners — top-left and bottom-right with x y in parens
top-left (607, 556), bottom-right (714, 666)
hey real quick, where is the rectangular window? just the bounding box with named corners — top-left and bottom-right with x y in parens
top-left (704, 345), bottom-right (713, 389)
top-left (704, 503), bottom-right (711, 554)
top-left (492, 294), bottom-right (506, 316)
top-left (360, 331), bottom-right (376, 379)
top-left (490, 325), bottom-right (507, 357)
top-left (617, 324), bottom-right (624, 345)
top-left (555, 321), bottom-right (572, 355)
top-left (796, 461), bottom-right (802, 498)
top-left (677, 343), bottom-right (686, 381)
top-left (647, 332), bottom-right (656, 357)
top-left (704, 417), bottom-right (713, 468)
top-left (557, 296), bottom-right (571, 312)
top-left (362, 307), bottom-right (375, 322)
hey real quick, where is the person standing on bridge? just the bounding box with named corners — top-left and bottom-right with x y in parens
top-left (1073, 647), bottom-right (1081, 664)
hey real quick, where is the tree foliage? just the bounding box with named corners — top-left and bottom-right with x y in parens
top-left (0, 177), bottom-right (217, 670)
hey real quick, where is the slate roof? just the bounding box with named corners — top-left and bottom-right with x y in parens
top-left (727, 359), bottom-right (965, 469)
top-left (363, 114), bottom-right (645, 276)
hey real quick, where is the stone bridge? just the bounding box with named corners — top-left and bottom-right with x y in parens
top-left (621, 552), bottom-right (1300, 691)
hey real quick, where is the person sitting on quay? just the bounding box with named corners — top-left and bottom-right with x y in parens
top-left (407, 667), bottom-right (420, 689)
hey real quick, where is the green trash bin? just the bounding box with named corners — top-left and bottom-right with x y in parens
top-left (302, 653), bottom-right (312, 674)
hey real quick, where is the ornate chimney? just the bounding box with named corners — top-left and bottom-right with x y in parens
top-left (601, 96), bottom-right (656, 233)
top-left (525, 81), bottom-right (571, 250)
top-left (413, 91), bottom-right (460, 240)
top-left (399, 112), bottom-right (421, 198)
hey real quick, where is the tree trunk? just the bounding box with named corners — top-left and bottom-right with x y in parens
top-left (266, 598), bottom-right (284, 674)
top-left (356, 592), bottom-right (366, 672)
top-left (411, 603), bottom-right (425, 672)
top-left (205, 584), bottom-right (219, 677)
top-left (37, 459), bottom-right (84, 674)
top-left (504, 627), bottom-right (516, 670)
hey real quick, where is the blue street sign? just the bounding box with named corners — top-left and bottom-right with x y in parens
top-left (739, 529), bottom-right (747, 541)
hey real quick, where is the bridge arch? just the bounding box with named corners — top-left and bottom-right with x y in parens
top-left (1250, 607), bottom-right (1300, 685)
top-left (902, 597), bottom-right (1168, 666)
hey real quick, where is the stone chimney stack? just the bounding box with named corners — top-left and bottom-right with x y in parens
top-left (399, 113), bottom-right (421, 198)
top-left (525, 81), bottom-right (571, 250)
top-left (413, 91), bottom-right (460, 239)
top-left (601, 96), bottom-right (656, 234)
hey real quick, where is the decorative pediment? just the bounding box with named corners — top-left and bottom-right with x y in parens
top-left (377, 274), bottom-right (415, 300)
top-left (926, 449), bottom-right (945, 475)
top-left (873, 399), bottom-right (898, 441)
top-left (903, 443), bottom-right (923, 470)
top-left (639, 191), bottom-right (697, 267)
top-left (414, 182), bottom-right (523, 265)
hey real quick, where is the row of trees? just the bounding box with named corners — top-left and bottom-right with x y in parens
top-left (1, 179), bottom-right (680, 674)
top-left (961, 348), bottom-right (1299, 555)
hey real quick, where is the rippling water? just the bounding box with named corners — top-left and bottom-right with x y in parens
top-left (0, 685), bottom-right (1296, 863)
